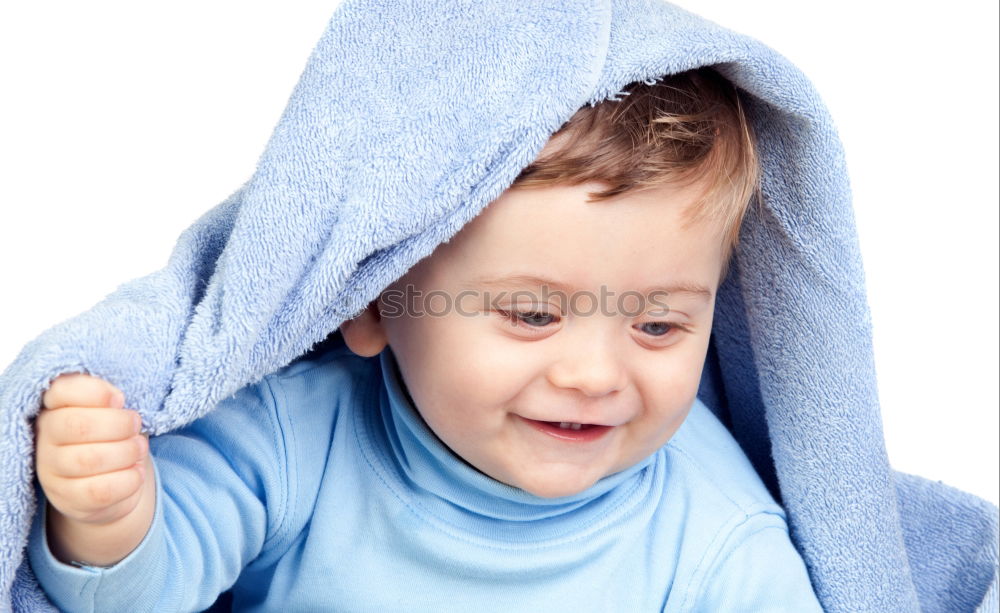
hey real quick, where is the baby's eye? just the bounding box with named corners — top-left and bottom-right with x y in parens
top-left (511, 310), bottom-right (557, 327)
top-left (634, 321), bottom-right (690, 337)
top-left (496, 309), bottom-right (559, 328)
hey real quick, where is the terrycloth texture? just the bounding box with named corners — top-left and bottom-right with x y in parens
top-left (1, 0), bottom-right (996, 611)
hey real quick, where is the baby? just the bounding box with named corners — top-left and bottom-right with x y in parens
top-left (29, 69), bottom-right (823, 611)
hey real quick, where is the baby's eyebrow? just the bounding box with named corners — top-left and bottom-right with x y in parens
top-left (466, 274), bottom-right (714, 301)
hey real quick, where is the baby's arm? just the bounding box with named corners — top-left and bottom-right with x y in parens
top-left (33, 374), bottom-right (154, 566)
top-left (29, 373), bottom-right (289, 612)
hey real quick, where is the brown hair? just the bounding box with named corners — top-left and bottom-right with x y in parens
top-left (512, 66), bottom-right (760, 283)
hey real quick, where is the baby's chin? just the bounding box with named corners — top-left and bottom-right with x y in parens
top-left (507, 471), bottom-right (604, 500)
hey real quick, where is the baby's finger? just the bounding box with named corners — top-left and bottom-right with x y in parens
top-left (48, 436), bottom-right (148, 478)
top-left (42, 373), bottom-right (124, 410)
top-left (37, 407), bottom-right (141, 446)
top-left (59, 466), bottom-right (145, 515)
top-left (75, 478), bottom-right (148, 526)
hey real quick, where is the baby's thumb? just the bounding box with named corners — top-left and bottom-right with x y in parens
top-left (42, 373), bottom-right (125, 410)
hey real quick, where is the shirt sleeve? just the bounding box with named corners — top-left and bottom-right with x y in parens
top-left (27, 378), bottom-right (290, 613)
top-left (689, 515), bottom-right (824, 613)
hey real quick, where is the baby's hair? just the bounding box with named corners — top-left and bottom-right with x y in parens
top-left (513, 66), bottom-right (761, 282)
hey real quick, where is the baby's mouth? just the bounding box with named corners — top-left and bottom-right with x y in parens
top-left (521, 417), bottom-right (614, 442)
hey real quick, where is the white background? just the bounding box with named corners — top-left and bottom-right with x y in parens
top-left (1, 1), bottom-right (996, 505)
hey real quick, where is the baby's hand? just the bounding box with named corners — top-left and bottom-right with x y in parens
top-left (34, 374), bottom-right (149, 526)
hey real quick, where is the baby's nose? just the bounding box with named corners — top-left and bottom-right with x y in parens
top-left (545, 343), bottom-right (627, 398)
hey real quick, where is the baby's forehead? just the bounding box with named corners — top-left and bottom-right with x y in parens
top-left (399, 181), bottom-right (725, 299)
top-left (451, 179), bottom-right (724, 246)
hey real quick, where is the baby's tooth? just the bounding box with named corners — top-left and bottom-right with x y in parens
top-left (559, 422), bottom-right (571, 429)
top-left (570, 423), bottom-right (582, 430)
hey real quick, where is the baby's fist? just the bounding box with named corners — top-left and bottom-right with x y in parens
top-left (34, 373), bottom-right (149, 525)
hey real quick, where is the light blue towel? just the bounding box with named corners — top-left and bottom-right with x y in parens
top-left (1, 1), bottom-right (996, 611)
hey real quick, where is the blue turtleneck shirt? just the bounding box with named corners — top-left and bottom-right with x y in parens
top-left (29, 341), bottom-right (822, 612)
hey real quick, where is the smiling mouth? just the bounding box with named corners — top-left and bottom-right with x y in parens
top-left (520, 417), bottom-right (614, 442)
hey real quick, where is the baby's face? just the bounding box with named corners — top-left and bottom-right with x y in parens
top-left (371, 179), bottom-right (725, 498)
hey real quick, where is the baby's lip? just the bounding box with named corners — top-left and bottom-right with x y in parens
top-left (518, 416), bottom-right (616, 442)
top-left (546, 420), bottom-right (612, 427)
top-left (517, 414), bottom-right (620, 428)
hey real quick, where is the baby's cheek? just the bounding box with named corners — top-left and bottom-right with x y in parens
top-left (638, 401), bottom-right (691, 446)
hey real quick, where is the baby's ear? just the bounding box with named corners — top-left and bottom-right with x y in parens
top-left (340, 302), bottom-right (388, 357)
